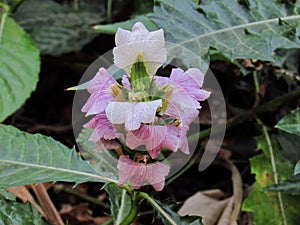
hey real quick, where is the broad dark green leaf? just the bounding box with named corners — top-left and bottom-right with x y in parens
top-left (12, 0), bottom-right (104, 55)
top-left (0, 197), bottom-right (50, 225)
top-left (276, 108), bottom-right (300, 136)
top-left (0, 125), bottom-right (117, 188)
top-left (150, 0), bottom-right (300, 72)
top-left (242, 135), bottom-right (300, 225)
top-left (156, 201), bottom-right (203, 225)
top-left (104, 183), bottom-right (132, 225)
top-left (0, 14), bottom-right (40, 122)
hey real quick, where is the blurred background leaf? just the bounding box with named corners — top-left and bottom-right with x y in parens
top-left (0, 14), bottom-right (40, 122)
top-left (12, 0), bottom-right (131, 55)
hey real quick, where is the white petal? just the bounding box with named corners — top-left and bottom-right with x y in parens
top-left (105, 100), bottom-right (162, 131)
top-left (105, 102), bottom-right (131, 124)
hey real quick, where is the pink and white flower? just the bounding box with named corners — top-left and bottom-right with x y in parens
top-left (81, 22), bottom-right (211, 192)
top-left (113, 22), bottom-right (167, 77)
top-left (117, 155), bottom-right (170, 191)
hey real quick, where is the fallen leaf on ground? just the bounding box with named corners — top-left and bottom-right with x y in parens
top-left (178, 189), bottom-right (236, 225)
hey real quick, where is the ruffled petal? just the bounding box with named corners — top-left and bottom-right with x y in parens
top-left (117, 155), bottom-right (169, 191)
top-left (84, 113), bottom-right (118, 140)
top-left (170, 68), bottom-right (211, 102)
top-left (113, 22), bottom-right (166, 76)
top-left (82, 68), bottom-right (117, 115)
top-left (105, 100), bottom-right (162, 131)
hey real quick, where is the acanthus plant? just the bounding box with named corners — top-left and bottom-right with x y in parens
top-left (81, 22), bottom-right (210, 193)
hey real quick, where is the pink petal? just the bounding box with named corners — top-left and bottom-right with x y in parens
top-left (88, 67), bottom-right (117, 93)
top-left (82, 68), bottom-right (117, 115)
top-left (170, 68), bottom-right (211, 102)
top-left (117, 155), bottom-right (170, 191)
top-left (84, 113), bottom-right (118, 140)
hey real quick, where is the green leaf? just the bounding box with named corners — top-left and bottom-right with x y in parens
top-left (104, 183), bottom-right (132, 225)
top-left (149, 0), bottom-right (300, 73)
top-left (155, 201), bottom-right (203, 225)
top-left (242, 135), bottom-right (300, 225)
top-left (264, 174), bottom-right (300, 195)
top-left (276, 108), bottom-right (300, 136)
top-left (0, 125), bottom-right (117, 188)
top-left (0, 188), bottom-right (16, 201)
top-left (0, 13), bottom-right (40, 122)
top-left (0, 197), bottom-right (50, 225)
top-left (264, 159), bottom-right (300, 195)
top-left (13, 0), bottom-right (104, 55)
top-left (294, 159), bottom-right (300, 174)
top-left (76, 128), bottom-right (118, 180)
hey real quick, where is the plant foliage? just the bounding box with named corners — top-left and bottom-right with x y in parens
top-left (0, 14), bottom-right (40, 122)
top-left (149, 0), bottom-right (300, 72)
top-left (0, 125), bottom-right (117, 188)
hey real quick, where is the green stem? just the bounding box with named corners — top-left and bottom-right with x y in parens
top-left (59, 186), bottom-right (110, 209)
top-left (138, 192), bottom-right (177, 225)
top-left (107, 0), bottom-right (112, 23)
top-left (101, 217), bottom-right (113, 225)
top-left (119, 191), bottom-right (139, 225)
top-left (260, 121), bottom-right (287, 225)
top-left (0, 3), bottom-right (9, 44)
top-left (74, 0), bottom-right (79, 11)
top-left (253, 70), bottom-right (260, 108)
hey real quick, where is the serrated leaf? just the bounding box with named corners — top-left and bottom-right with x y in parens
top-left (242, 135), bottom-right (300, 225)
top-left (76, 128), bottom-right (118, 180)
top-left (0, 125), bottom-right (117, 188)
top-left (149, 0), bottom-right (300, 73)
top-left (0, 15), bottom-right (40, 122)
top-left (276, 108), bottom-right (300, 136)
top-left (0, 188), bottom-right (16, 201)
top-left (104, 183), bottom-right (132, 225)
top-left (0, 197), bottom-right (50, 225)
top-left (156, 201), bottom-right (203, 225)
top-left (13, 0), bottom-right (104, 55)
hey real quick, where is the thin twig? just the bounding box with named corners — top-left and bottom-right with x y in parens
top-left (31, 184), bottom-right (65, 225)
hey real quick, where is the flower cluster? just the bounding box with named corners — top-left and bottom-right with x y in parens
top-left (82, 22), bottom-right (210, 191)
